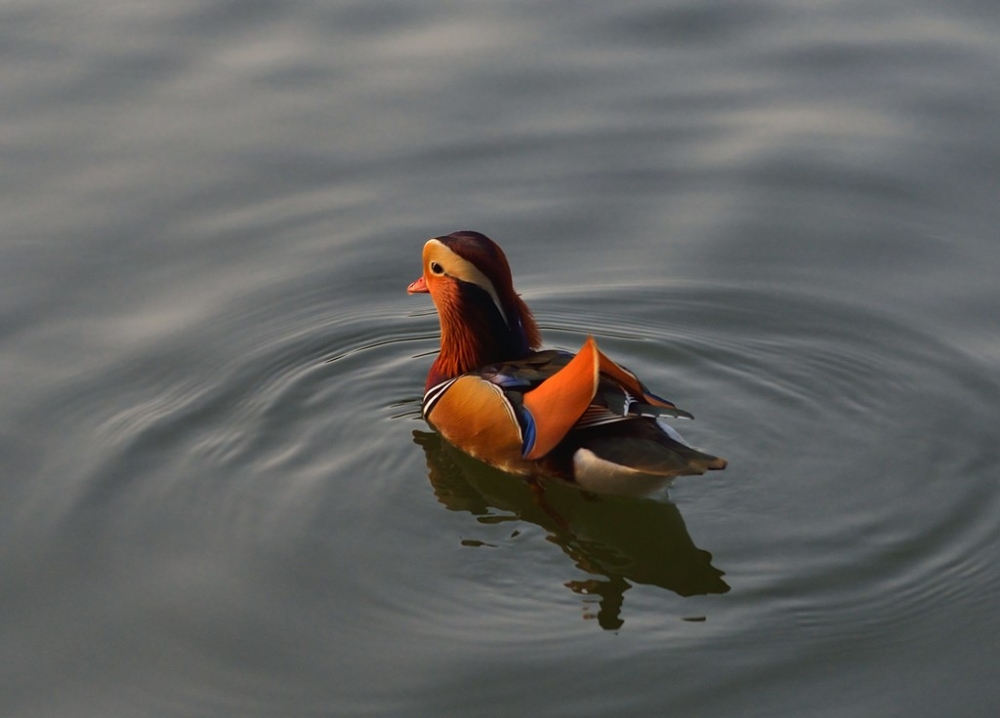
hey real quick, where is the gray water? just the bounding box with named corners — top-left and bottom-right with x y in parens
top-left (3, 1), bottom-right (999, 716)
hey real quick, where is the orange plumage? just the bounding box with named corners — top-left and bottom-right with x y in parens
top-left (408, 230), bottom-right (726, 496)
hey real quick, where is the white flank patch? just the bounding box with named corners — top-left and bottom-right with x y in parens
top-left (572, 448), bottom-right (670, 497)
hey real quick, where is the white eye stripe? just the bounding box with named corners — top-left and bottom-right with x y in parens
top-left (460, 266), bottom-right (510, 328)
top-left (425, 239), bottom-right (510, 327)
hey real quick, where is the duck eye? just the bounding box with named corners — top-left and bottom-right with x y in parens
top-left (430, 261), bottom-right (444, 275)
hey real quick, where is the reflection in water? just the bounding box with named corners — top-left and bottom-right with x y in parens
top-left (414, 431), bottom-right (728, 629)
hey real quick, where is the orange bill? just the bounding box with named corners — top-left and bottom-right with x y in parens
top-left (407, 276), bottom-right (429, 293)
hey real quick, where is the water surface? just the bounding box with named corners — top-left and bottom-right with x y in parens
top-left (2, 1), bottom-right (999, 716)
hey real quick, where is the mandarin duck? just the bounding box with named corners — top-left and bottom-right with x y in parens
top-left (408, 231), bottom-right (726, 496)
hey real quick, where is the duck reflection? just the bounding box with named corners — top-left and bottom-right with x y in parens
top-left (413, 431), bottom-right (728, 630)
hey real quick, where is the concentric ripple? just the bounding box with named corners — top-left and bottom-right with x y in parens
top-left (398, 278), bottom-right (1000, 637)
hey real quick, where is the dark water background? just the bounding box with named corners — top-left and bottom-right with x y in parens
top-left (2, 1), bottom-right (999, 716)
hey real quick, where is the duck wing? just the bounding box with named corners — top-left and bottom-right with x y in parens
top-left (478, 337), bottom-right (698, 460)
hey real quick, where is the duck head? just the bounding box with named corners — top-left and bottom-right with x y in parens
top-left (408, 231), bottom-right (542, 387)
